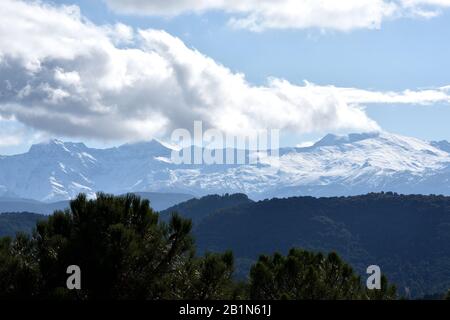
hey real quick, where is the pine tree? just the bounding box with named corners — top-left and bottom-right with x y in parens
top-left (249, 248), bottom-right (396, 300)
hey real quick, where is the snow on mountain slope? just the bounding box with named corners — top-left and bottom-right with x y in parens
top-left (271, 132), bottom-right (450, 197)
top-left (0, 139), bottom-right (98, 201)
top-left (432, 140), bottom-right (450, 153)
top-left (161, 132), bottom-right (450, 198)
top-left (0, 132), bottom-right (449, 201)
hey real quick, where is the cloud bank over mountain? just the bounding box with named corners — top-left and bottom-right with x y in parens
top-left (0, 0), bottom-right (450, 145)
top-left (104, 0), bottom-right (450, 31)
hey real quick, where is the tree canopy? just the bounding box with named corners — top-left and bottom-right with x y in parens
top-left (250, 249), bottom-right (396, 300)
top-left (0, 193), bottom-right (397, 300)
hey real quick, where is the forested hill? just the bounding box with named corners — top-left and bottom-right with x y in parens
top-left (160, 193), bottom-right (253, 224)
top-left (0, 212), bottom-right (47, 238)
top-left (191, 192), bottom-right (450, 298)
top-left (3, 192), bottom-right (450, 297)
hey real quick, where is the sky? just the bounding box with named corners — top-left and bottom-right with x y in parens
top-left (1, 0), bottom-right (450, 154)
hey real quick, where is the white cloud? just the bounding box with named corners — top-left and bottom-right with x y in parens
top-left (402, 0), bottom-right (450, 6)
top-left (0, 0), bottom-right (449, 143)
top-left (104, 0), bottom-right (450, 32)
top-left (296, 141), bottom-right (316, 148)
top-left (0, 116), bottom-right (27, 147)
top-left (307, 83), bottom-right (450, 105)
top-left (0, 134), bottom-right (22, 147)
top-left (105, 0), bottom-right (398, 32)
top-left (109, 23), bottom-right (135, 45)
top-left (400, 0), bottom-right (450, 17)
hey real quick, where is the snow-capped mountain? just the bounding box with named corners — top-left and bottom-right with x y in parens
top-left (1, 132), bottom-right (449, 201)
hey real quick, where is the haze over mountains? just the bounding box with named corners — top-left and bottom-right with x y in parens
top-left (0, 192), bottom-right (193, 215)
top-left (1, 131), bottom-right (449, 202)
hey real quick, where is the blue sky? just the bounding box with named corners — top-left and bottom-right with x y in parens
top-left (66, 0), bottom-right (450, 90)
top-left (1, 0), bottom-right (450, 154)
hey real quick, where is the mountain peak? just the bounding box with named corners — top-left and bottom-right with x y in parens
top-left (313, 132), bottom-right (380, 148)
top-left (29, 139), bottom-right (87, 154)
top-left (2, 131), bottom-right (450, 202)
top-left (117, 139), bottom-right (173, 154)
top-left (431, 140), bottom-right (450, 153)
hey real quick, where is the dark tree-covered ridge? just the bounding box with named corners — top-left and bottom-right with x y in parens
top-left (0, 193), bottom-right (396, 300)
top-left (191, 192), bottom-right (450, 297)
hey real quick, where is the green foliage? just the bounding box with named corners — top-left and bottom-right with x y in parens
top-left (249, 249), bottom-right (396, 300)
top-left (366, 274), bottom-right (397, 300)
top-left (7, 193), bottom-right (450, 297)
top-left (0, 193), bottom-right (400, 300)
top-left (0, 234), bottom-right (40, 299)
top-left (193, 192), bottom-right (450, 297)
top-left (0, 193), bottom-right (235, 299)
top-left (169, 251), bottom-right (237, 300)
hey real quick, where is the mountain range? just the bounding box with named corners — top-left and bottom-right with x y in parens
top-left (1, 131), bottom-right (449, 202)
top-left (0, 192), bottom-right (193, 214)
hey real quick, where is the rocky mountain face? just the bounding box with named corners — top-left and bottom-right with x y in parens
top-left (1, 132), bottom-right (449, 202)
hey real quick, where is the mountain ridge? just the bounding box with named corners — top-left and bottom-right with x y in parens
top-left (3, 191), bottom-right (450, 297)
top-left (1, 132), bottom-right (449, 201)
top-left (0, 192), bottom-right (194, 215)
top-left (187, 192), bottom-right (450, 298)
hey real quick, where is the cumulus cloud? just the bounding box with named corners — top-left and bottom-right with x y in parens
top-left (104, 0), bottom-right (450, 32)
top-left (0, 0), bottom-right (449, 142)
